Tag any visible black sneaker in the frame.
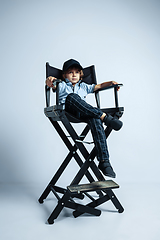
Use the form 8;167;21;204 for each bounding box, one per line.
98;161;116;178
104;114;123;131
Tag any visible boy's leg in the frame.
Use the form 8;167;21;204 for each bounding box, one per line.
65;93;116;178
65;93;103;119
87;118;116;178
65;93;122;131
87;118;109;161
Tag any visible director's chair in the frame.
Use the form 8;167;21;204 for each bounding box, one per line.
38;62;124;224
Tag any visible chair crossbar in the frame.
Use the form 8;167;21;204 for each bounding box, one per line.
75;139;94;144
73;194;111;218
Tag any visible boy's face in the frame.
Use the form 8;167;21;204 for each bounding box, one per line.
64;67;81;86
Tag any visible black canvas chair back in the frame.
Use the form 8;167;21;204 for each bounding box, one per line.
38;62;124;224
45;63;100;108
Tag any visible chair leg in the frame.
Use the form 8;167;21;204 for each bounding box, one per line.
106;189;124;213
38;185;51;204
38;151;73;204
40;113;124;223
47;191;101;224
47;191;71;224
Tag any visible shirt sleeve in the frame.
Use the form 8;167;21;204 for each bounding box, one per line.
82;82;96;94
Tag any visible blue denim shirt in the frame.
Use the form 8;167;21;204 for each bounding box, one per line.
58;78;95;107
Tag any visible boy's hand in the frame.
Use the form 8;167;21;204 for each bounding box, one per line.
45;76;57;89
111;81;120;91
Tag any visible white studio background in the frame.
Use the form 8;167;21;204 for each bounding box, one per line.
0;0;160;185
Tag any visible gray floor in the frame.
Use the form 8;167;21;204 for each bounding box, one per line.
0;182;160;240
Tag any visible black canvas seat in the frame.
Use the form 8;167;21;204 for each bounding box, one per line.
38;62;124;224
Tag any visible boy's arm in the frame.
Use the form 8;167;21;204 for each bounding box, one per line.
94;81;120;92
45;76;57;89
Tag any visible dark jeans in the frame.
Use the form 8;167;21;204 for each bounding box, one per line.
65;93;109;161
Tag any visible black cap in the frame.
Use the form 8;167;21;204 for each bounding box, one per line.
62;59;83;72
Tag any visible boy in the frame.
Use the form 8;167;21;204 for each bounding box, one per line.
45;59;123;178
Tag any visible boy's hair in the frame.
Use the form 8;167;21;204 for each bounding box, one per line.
62;67;84;80
62;59;83;80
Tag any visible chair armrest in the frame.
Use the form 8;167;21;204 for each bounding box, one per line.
54;79;62;105
95;84;123;108
52;79;62;87
94;84;123;93
45;79;62;107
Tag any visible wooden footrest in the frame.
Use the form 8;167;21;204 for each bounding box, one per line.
67;180;119;194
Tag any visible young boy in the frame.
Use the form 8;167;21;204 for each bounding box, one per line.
45;59;123;178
